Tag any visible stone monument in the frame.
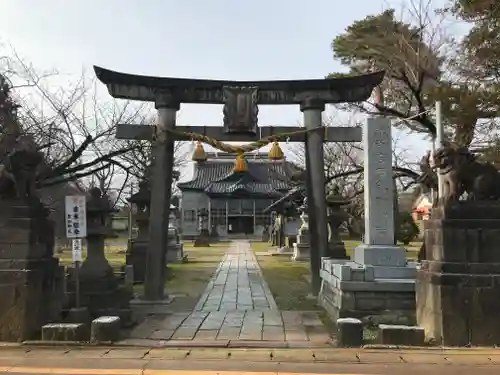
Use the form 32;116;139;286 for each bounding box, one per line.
319;117;417;324
292;198;311;261
417;144;500;345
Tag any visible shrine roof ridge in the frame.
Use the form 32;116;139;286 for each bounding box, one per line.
94;66;385;104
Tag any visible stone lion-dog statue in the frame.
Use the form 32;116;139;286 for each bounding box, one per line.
433;142;500;204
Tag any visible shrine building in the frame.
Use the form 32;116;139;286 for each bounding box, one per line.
178;142;299;238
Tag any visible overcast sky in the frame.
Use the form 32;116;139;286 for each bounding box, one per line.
0;0;451;182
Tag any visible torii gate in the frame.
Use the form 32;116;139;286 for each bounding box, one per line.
94;66;384;299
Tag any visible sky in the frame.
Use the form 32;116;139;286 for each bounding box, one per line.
0;0;450;183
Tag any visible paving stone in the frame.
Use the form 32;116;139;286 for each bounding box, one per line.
194;329;219;340
282;311;302;324
263;311;283;325
262;326;285;341
133;241;329;346
171;327;198;340
149;329;175;340
239;325;263;340
217;327;241;340
305;326;331;343
284;328;309;341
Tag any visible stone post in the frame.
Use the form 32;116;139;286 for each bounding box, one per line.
352;117;407;266
301;97;327;295
144;96;179;301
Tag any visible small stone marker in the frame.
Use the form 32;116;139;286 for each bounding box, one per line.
336;318;363;347
378;324;425;346
91;316;121;343
42;323;87;342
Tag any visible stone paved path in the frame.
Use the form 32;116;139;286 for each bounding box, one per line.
124;241;331;347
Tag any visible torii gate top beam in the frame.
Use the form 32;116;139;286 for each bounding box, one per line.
94;66;384;105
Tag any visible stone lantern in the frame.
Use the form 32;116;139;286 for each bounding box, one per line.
166;203;184;263
79;188;125;316
125;179;150;283
326;187;350;259
292;197;310;261
194;208;210;247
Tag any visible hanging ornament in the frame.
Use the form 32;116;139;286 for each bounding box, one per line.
233;153;248;173
191;141;207;162
269;140;284;161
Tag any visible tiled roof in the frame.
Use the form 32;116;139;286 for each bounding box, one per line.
178;158;296;196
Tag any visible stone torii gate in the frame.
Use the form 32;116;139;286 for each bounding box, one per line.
94;66;384;298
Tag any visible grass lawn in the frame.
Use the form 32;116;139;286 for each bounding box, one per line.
56;239;229;311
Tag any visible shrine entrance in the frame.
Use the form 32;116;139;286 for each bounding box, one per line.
94;66;384;299
228;216;254;235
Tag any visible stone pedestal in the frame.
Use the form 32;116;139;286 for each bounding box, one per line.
0;200;65;341
319;118;416;326
416;202;500;346
193;229;210;247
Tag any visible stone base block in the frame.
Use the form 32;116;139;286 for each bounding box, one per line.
94;308;133;327
378;324;425;346
336;318;363;347
42;323;87;342
292;243;310;261
319;259;416;326
90;316;121;343
353;244;407;267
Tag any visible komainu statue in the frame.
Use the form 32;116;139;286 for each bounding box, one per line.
433;142;500;203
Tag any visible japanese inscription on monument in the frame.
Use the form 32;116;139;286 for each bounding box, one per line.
363;119;395;245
